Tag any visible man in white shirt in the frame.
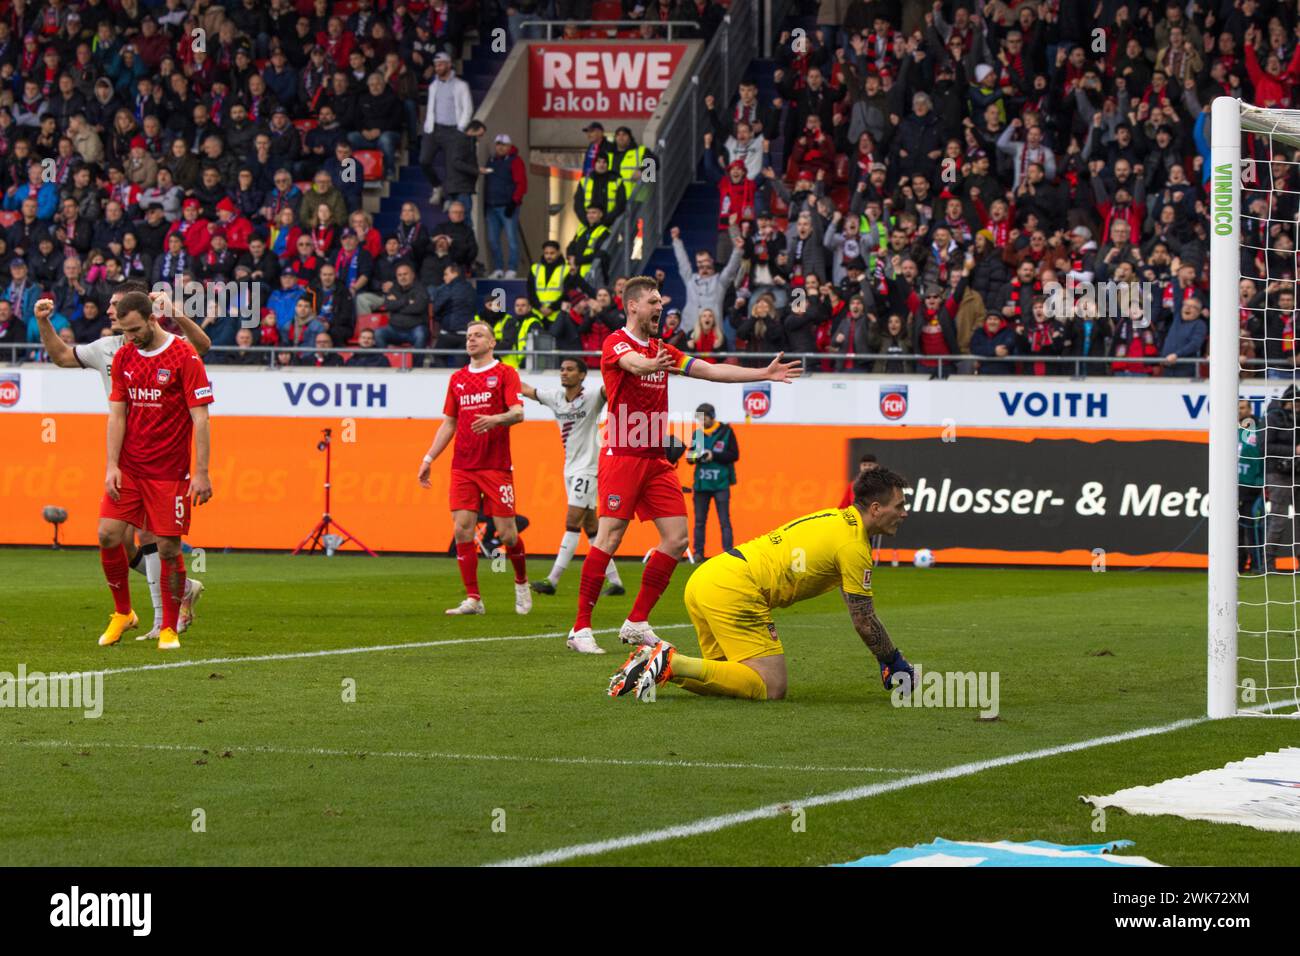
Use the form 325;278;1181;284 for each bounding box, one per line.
34;280;213;642
521;357;624;650
420;52;474;206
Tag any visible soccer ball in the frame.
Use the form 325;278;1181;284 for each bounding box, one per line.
913;549;935;569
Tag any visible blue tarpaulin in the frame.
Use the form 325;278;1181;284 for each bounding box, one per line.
836;838;1161;867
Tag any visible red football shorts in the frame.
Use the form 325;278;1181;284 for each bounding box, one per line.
449;468;516;517
598;454;686;520
100;471;193;536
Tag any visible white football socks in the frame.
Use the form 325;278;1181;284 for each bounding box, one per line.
143;551;163;629
548;530;582;585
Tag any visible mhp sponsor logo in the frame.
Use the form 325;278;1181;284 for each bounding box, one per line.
998;390;1108;419
0;372;18;407
283;380;388;408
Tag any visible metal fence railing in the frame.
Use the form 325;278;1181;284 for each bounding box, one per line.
2;347;1226;379
603;0;794;279
517;20;702;41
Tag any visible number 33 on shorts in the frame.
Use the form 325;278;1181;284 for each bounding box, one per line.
498;484;515;506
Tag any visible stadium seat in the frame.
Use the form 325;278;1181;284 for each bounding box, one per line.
292;118;318;134
0;210;18;228
385;351;414;369
592;0;622;19
355;149;384;182
352;313;390;344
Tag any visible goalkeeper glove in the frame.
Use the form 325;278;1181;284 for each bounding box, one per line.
880;649;916;694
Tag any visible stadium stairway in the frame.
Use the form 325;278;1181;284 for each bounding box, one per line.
371;27;509;246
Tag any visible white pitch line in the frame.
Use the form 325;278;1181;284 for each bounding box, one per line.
6;739;916;776
1;622;692;683
488;715;1214;867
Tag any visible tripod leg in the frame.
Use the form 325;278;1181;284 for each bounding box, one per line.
329;518;378;557
292;518;330;555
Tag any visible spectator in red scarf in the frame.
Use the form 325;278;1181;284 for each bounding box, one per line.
1016;296;1067;376
910;283;959;377
788;114;836;181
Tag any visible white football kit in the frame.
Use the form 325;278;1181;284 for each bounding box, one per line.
534;383;605;509
73;334;125;395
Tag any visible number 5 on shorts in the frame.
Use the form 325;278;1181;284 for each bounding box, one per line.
175;495;185;519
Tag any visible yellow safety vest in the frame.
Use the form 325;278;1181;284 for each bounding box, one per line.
493;313;542;369
618;145;646;199
581;176;620;215
530;260;569;307
573;224;609;278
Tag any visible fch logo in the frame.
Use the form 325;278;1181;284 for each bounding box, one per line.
743;382;771;419
880;384;908;420
0;373;19;407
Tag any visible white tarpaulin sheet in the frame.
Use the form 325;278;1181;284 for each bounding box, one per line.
1085;748;1300;833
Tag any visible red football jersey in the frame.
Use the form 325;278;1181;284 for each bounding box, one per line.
443;359;524;471
109;334;214;481
601;327;695;458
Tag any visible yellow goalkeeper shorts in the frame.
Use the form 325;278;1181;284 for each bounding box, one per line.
683;553;784;663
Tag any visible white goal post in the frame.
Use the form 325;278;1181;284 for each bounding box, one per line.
1209;95;1300;718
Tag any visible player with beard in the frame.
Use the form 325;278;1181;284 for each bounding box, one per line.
34;279;212;643
567;275;802;654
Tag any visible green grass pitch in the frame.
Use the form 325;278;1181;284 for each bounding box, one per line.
1;548;1297;866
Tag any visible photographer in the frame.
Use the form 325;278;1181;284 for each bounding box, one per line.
688;404;740;561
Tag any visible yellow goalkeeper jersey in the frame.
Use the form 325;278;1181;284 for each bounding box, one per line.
730;507;874;609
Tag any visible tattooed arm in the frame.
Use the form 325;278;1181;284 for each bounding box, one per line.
842;590;897;663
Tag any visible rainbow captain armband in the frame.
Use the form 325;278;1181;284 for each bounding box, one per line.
675;354;695;375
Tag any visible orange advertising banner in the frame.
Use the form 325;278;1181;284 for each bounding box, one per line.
0;415;857;555
0;416;1209;568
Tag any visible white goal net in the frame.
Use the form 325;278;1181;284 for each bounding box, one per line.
1210;97;1300;717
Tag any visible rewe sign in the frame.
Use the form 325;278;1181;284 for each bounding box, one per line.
529;43;687;118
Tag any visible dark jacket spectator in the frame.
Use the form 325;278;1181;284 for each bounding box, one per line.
383;276;430;332
970;316;1019;374
430;271;476;334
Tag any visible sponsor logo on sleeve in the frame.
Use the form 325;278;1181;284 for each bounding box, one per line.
194;386;212;399
613;341;632;355
863;567;873;589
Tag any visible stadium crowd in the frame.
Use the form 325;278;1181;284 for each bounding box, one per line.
677;0;1236;377
0;0;1285;376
